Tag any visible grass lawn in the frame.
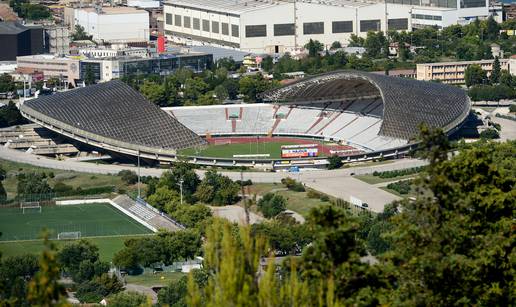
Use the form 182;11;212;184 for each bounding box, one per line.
247;183;329;217
0;159;128;199
0;235;152;262
354;174;418;185
125;271;186;287
179;141;327;159
0;203;152;241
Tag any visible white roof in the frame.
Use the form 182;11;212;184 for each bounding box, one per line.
167;0;383;14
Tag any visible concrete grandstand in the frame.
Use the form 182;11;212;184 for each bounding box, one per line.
19;70;470;168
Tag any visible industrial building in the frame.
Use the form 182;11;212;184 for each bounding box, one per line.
163;0;489;53
65;6;150;43
16;54;80;86
0;22;44;61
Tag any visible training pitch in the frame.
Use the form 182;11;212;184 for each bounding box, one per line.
0;203;152;241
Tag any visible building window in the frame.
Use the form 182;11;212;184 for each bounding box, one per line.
360;19;381;32
222;22;229;35
460;0;485;8
202;19;210;32
193;18;200;30
212;21;219;33
274;23;295;36
245;25;266;37
332;21;352;33
231;24;239;37
184;16;191;28
388;18;408;30
174;14;182;27
303;22;324;35
165;13;172;25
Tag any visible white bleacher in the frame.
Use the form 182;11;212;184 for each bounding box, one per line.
164;103;408;152
236;105;275;134
129;204;156;221
275;107;320;134
166;106;231;134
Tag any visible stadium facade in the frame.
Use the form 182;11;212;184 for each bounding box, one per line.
20;71;470;168
163;0;489;53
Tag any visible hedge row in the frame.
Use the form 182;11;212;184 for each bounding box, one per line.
372;166;423;179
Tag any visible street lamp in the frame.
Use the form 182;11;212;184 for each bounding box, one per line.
177;178;184;205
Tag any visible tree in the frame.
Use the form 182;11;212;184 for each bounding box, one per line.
138;81;167;105
327;155;343;170
170;204;212;228
75;274;123;303
118;170;138;185
146;186;180;211
107;291;150;307
464;64;487;87
84;65;96;86
257;193;286;218
486;16;500;40
330;41;342;50
479;128;499;139
0;254;39;305
490;56;501;84
16;172;52;200
0;73;15;92
0;101;28;128
71;25;92;41
387;136;515;305
261;56;274;72
27;235;69;306
158;276;188;307
500;70;514;87
157;163;200;204
304;39;324;57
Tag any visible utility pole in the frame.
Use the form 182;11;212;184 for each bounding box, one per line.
178;178;184;205
241;171;250;225
137;150;141;198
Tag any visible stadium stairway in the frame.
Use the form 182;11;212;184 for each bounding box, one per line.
112;195;182;232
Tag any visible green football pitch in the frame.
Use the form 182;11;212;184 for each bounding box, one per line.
0;203;152;241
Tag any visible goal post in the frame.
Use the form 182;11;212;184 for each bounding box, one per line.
57;231;81;240
20;201;41;214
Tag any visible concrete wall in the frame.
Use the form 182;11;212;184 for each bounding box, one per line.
75;9;150;42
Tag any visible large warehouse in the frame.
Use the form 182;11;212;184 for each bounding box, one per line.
163;0;489;53
19;71;470;168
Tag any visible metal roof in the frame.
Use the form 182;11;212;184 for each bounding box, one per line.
261;70;471;140
0;21;27;35
21;80;206;152
165;0;381;14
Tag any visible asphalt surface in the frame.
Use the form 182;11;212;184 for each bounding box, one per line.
0;146;427;212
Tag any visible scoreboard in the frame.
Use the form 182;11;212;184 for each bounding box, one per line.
281;144;319;158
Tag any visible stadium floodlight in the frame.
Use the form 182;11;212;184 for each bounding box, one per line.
57;231;81;240
20;201;41;214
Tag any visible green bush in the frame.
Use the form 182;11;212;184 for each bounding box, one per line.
386;180;413;195
118;170;138;185
468;84;516;102
307;189;322;199
479;128;500;139
281;177;305;192
372;167;423;179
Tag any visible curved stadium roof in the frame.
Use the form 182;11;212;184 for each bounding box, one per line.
20;80;205;155
261;70;471;140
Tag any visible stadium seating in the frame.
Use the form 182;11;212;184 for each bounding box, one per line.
166;102;409;152
129;204;156;221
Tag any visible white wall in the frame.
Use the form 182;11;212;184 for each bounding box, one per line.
75;9;149;43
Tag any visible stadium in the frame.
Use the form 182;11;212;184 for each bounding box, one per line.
19;70;471;169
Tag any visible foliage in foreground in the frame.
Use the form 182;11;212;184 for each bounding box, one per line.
187;136;515;306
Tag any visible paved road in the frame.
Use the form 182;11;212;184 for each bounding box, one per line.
0;146;427;212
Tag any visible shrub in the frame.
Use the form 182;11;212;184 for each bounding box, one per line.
386;180;412;195
320;195;330;202
307;189;322;199
118;170;138;185
509;104;516;113
373;167;423;179
281;177;305;192
479;128;500;139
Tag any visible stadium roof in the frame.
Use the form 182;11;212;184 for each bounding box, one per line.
261;70;470;140
21;80;205;155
